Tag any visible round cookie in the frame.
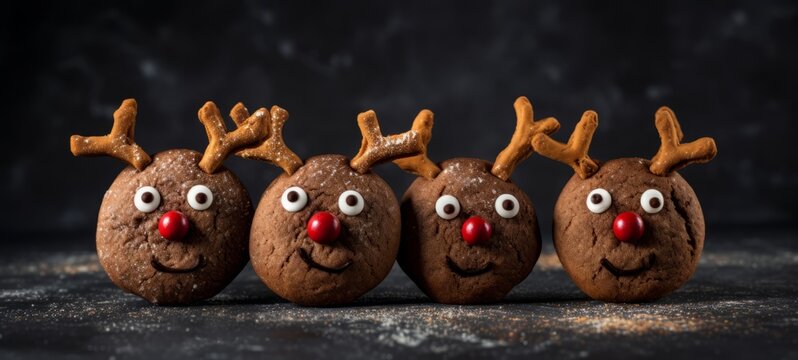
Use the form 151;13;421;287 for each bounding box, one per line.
399;158;541;304
553;158;704;302
249;155;400;306
71;99;270;304
394;97;558;304
237;108;433;306
532;106;717;302
97;150;252;304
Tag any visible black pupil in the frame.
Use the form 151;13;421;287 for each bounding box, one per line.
141;192;154;204
346;195;358;206
591;193;603;204
502;199;514;211
443;204;455;214
195;192;207;204
287;191;299;202
649;197;661;208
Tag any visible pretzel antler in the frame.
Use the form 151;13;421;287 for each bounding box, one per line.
491;96;560;181
350;110;430;174
70;99;152;171
392;110;441;179
198;102;269;174
531;110;600;179
649;107;717;175
232;104;304;175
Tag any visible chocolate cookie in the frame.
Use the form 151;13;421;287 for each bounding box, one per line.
237;107;432;306
399;158;542;304
249;155;400;306
97;149;252;304
553;158;705;302
395;97;558;304
532;107;717;302
71;99;269;304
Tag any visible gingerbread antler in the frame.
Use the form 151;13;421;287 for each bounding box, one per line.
70;99;152;171
531;110;600;179
491;96;560;181
350;110;430;174
649;107;717;175
197;102;269;174
392;110;441;179
232;104;304;175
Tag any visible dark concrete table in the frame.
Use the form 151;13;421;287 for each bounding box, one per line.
1;229;796;359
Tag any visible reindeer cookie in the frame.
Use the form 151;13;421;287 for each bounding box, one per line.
236;106;430;306
397;97;558;304
532;107;717;302
70;99;268;304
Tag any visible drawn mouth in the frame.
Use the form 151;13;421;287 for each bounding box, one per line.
299;248;352;274
600;254;656;277
151;255;205;274
446;256;493;277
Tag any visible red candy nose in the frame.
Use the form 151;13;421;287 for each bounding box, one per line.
158;210;190;241
307;211;341;244
613;211;645;242
461;216;492;246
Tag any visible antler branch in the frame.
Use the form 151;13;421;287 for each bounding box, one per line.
649;107;717;175
233;104;304;175
392;110;441;179
349;110;428;174
198;101;269;174
491;96;560;181
70;99;151;170
531;110;600;179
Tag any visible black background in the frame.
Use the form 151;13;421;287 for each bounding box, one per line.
3;0;796;239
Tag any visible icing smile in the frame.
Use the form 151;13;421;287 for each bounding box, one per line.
299;248;352;274
151;255;205;273
600;254;656;277
446;256;493;277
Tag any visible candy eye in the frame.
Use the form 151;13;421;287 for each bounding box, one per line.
435;195;460;220
187;185;214;211
640;189;664;214
586;188;612;214
281;186;308;212
495;194;520;219
338;190;365;216
134;186;161;213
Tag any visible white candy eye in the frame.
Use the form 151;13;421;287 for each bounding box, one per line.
134;186;161;213
338;190;365;216
187;185;213;211
640;189;665;214
495;194;520;219
586;188;612;214
435;195;460;220
281;186;308;212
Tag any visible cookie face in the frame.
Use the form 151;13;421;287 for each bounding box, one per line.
398;158;541;304
553;158;705;302
96;149;252;304
249;154;400;306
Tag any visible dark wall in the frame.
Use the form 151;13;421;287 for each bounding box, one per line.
2;1;796;237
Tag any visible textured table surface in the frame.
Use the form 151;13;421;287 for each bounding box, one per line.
1;229;796;359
